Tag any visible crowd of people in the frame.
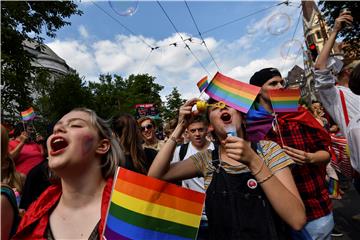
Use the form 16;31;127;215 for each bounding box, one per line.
1;12;359;240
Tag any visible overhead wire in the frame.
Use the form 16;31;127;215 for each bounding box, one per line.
280;6;303;73
200;1;289;36
184;0;221;71
156;0;211;75
91;1;155;50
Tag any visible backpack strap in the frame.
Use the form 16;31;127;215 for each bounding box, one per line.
179;143;189;161
339;89;350;126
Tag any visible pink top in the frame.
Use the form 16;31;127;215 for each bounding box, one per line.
8;140;43;175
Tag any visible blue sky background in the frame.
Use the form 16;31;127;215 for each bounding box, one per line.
45;0;307;100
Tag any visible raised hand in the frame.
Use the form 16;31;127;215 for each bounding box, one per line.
222;136;259;165
333;11;353;32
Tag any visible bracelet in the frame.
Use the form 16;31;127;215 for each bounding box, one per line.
257;172;274;184
251;160;265;177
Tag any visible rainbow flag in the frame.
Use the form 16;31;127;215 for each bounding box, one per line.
205;72;261;113
196;76;209;92
328;177;339;197
268;89;300;113
20;107;36;121
104;168;205;240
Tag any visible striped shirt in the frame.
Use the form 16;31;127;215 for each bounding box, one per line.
189;140;293;190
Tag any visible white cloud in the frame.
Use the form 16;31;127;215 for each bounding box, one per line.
78;25;89;39
47;40;97;76
46;22;305;101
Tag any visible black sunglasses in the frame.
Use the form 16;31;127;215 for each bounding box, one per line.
141;124;153;131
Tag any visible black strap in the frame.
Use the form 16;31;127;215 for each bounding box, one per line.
179;143;189;161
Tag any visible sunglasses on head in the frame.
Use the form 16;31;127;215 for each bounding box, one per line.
141;124;153;131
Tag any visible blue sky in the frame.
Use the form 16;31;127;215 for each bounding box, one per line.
45;0;306;100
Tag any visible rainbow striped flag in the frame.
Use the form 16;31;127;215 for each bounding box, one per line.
196;76;209;92
104;168;206;240
328;177;339;197
268;89;300;113
20;107;36;121
205;72;261;113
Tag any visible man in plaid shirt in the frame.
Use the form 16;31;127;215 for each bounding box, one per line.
249;68;333;240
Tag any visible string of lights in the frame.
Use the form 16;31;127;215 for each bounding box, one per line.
156;0;210;75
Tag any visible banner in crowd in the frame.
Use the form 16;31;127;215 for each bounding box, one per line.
103;168;206;240
20;107;36;121
135;103;160;120
268;88;300;113
205;72;261;113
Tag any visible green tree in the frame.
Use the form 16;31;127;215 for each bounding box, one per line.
36;73;93;123
319;1;360;59
89;74;126;119
1;1;82;115
162;87;185;121
89;73;164;118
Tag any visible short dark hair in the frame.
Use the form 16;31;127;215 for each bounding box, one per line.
349;62;360;95
187;115;208;128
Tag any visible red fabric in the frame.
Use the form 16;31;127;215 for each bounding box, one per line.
266;108;332;221
13;178;113;240
8;140;43;175
339;90;349;126
330;133;353;179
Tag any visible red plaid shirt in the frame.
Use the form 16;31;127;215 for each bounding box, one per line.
266;108;332;221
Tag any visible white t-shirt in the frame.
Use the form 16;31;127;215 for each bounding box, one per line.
172;141;214;220
314;68;360;173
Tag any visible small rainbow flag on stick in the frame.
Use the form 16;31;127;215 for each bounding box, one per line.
205;72;261;113
268;89;300;113
197;76;209;92
103;168;206;240
20;107;36;121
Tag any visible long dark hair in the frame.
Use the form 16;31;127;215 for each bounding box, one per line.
111;113;147;174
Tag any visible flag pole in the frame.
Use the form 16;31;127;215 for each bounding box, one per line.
274;114;285;147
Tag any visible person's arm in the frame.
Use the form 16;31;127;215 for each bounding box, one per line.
315;12;353;70
148;99;200;181
1;195;15;240
8;132;28;160
224;137;306;230
283;146;330;165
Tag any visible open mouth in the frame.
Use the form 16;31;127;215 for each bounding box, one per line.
50;136;68;155
220;112;232;123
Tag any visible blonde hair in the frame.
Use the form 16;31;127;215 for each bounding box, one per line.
72;108;125;178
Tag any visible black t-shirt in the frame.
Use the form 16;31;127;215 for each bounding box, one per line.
19;160;51;210
123;148;158;174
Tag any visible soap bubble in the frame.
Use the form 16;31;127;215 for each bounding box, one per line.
267;13;291;35
109;1;139;17
280;39;303;60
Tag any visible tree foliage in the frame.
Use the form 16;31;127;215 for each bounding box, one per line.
162;87;185;121
36;73;93;123
1;1;82;115
319;1;360;60
89;74;164;119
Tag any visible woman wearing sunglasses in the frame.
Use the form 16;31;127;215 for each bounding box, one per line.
138;117;164;151
148;98;305;239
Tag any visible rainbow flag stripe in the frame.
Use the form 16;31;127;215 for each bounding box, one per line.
268;89;300;113
20;107;36;121
197;76;209;92
104;168;205;240
328;177;339;197
205;72;261;113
